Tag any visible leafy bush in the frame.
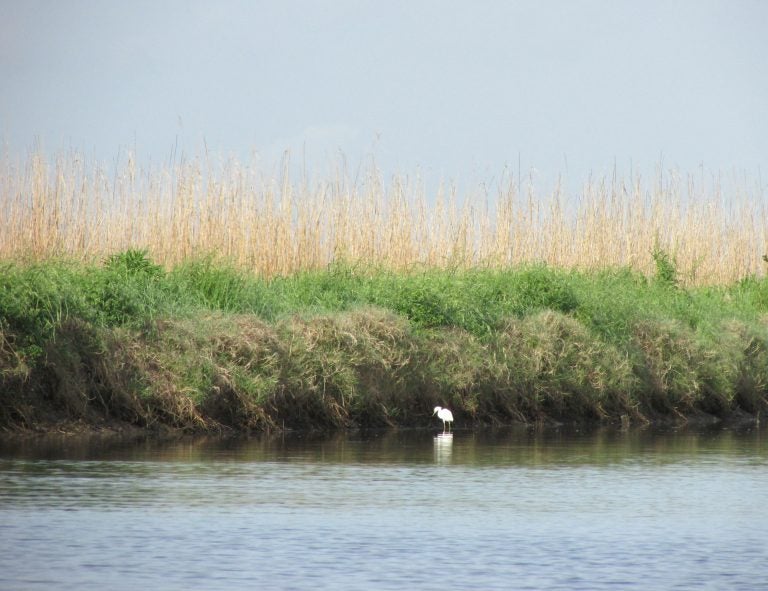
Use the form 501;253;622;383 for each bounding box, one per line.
652;245;679;287
501;266;579;316
85;251;167;326
104;249;163;278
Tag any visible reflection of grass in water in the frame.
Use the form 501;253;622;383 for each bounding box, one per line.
2;150;766;285
1;425;761;468
2;254;768;432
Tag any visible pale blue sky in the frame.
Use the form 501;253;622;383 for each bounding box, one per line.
1;0;766;187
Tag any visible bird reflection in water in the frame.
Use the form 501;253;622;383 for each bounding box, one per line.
433;432;453;464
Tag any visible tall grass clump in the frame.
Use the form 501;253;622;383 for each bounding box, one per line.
2;149;766;284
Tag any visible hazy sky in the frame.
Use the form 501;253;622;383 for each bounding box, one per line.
1;0;766;186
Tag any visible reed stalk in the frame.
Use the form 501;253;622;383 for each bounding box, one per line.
1;151;765;284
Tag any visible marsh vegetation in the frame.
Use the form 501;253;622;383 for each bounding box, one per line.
2;151;766;283
1;152;767;432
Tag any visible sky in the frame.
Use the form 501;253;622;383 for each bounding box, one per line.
1;0;766;189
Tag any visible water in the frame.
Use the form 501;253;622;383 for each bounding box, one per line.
1;424;766;590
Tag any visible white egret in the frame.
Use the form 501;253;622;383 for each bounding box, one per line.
433;406;454;432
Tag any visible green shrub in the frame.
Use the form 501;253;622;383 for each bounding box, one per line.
652;245;679;287
104;249;163;278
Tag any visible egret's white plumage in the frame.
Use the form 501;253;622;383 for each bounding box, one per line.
433;406;454;432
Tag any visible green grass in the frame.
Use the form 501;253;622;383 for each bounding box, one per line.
2;250;768;432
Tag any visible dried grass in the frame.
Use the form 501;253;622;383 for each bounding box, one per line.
1;151;766;285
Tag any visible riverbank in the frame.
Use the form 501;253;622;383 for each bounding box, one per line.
2;253;768;434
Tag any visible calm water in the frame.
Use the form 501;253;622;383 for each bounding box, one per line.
1;424;766;590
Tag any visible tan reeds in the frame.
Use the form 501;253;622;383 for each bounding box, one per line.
1;150;765;284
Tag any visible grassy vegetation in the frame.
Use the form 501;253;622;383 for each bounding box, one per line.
2;251;767;432
2;151;767;284
2;150;767;431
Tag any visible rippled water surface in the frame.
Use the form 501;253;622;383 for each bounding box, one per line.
1;424;766;590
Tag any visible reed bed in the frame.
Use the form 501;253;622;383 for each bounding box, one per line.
1;150;765;284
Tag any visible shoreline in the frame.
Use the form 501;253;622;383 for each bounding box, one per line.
1;408;762;443
3;259;768;435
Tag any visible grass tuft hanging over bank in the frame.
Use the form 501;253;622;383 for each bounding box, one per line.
2;253;768;433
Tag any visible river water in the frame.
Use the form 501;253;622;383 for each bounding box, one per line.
1;424;766;590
